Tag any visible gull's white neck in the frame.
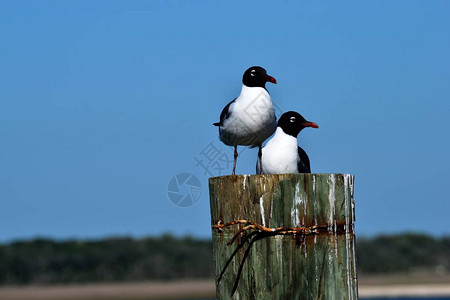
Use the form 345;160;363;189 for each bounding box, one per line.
266;127;298;149
237;84;269;104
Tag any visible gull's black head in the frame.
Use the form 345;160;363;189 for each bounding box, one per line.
242;66;277;88
278;111;319;138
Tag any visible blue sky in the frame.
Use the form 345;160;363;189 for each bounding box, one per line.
1;1;449;242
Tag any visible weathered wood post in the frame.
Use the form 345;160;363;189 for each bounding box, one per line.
209;174;357;299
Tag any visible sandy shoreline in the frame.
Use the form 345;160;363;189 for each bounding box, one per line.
359;283;450;298
0;279;449;299
0;280;215;300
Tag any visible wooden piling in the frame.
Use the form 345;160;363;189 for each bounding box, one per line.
209;174;357;299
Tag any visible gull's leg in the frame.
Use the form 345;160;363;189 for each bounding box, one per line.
258;145;262;175
232;146;238;175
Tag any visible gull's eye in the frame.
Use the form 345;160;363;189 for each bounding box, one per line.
250;69;256;76
290;117;296;122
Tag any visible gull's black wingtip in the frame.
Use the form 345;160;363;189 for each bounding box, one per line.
213;122;220;126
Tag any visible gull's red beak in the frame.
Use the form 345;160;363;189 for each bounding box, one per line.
302;121;319;129
266;75;277;84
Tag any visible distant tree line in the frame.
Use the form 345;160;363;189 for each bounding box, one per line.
357;233;449;274
0;235;213;285
0;233;448;285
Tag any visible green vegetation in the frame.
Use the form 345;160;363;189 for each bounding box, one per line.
357;233;450;274
0;233;448;285
0;235;213;285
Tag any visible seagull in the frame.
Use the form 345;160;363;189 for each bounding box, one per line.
213;66;277;175
257;111;318;174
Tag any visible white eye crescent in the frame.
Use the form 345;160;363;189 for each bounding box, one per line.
250;70;255;76
290;117;296;122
